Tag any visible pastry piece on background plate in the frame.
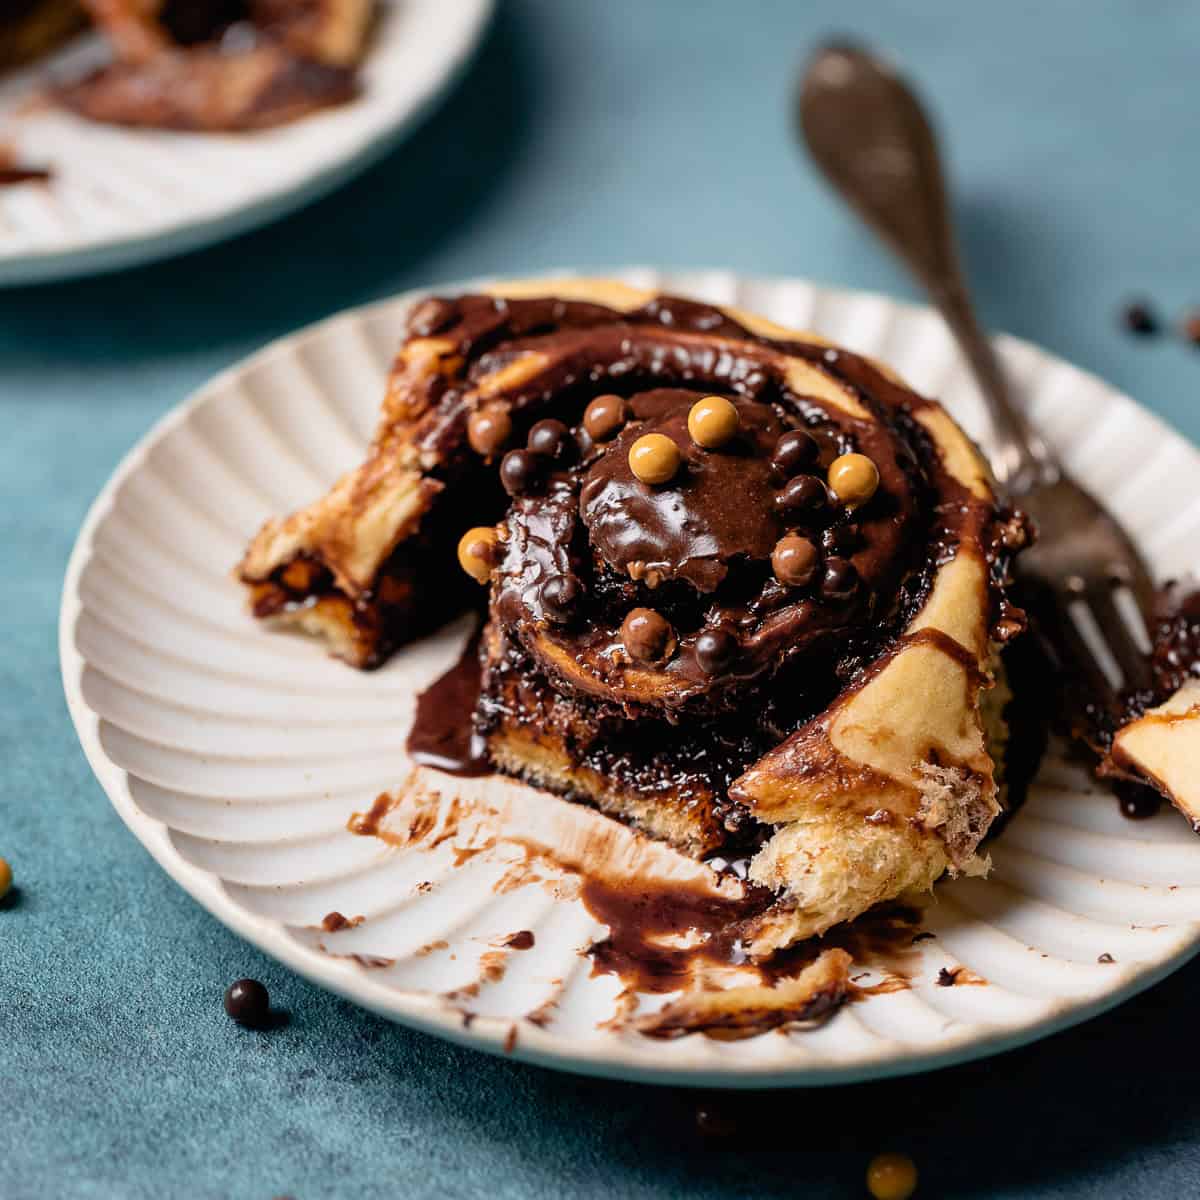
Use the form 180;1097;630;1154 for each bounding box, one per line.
57;0;373;131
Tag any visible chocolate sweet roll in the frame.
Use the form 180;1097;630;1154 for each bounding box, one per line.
238;278;1033;955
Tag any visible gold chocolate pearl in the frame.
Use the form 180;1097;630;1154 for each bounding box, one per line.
621;608;676;664
771;535;818;587
583;394;627;441
687;395;739;449
0;856;10;901
828;452;880;507
457;526;499;584
629;433;681;485
866;1153;918;1200
467;405;512;459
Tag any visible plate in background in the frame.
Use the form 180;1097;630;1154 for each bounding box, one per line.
0;0;492;286
60;269;1200;1086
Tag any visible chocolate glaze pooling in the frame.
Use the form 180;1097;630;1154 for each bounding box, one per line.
406;629;490;777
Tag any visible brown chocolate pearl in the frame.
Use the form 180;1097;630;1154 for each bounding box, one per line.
687;395;739;449
828;453;879;507
499;449;542;497
774;474;828;517
821;556;859;599
771;535;818;587
224;978;270;1028
457;527;498;584
629;433;681;485
541;575;581;623
583;394;627;441
770;430;818;477
527;418;573;461
695;628;738;675
467;406;512;459
1181;311;1200;346
621;607;676;664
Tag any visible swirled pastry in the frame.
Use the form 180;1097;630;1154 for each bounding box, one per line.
238;278;1033;955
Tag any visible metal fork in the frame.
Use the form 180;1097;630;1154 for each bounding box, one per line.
796;42;1154;699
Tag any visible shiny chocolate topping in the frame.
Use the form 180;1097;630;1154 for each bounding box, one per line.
405;292;1023;720
580;390;786;592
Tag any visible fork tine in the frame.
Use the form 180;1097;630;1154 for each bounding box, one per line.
1082;580;1152;693
1036;578;1118;704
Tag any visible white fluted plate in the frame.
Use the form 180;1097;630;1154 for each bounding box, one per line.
61;269;1200;1087
0;0;491;286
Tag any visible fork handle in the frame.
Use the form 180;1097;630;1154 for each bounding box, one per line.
799;45;1058;496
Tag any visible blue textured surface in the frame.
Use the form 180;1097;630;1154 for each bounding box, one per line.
3;3;1200;1196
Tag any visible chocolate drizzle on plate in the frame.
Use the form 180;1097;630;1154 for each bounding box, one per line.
405;628;491;777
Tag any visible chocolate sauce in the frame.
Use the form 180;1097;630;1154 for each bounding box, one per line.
0;163;50;187
405;630;491;777
582;874;774;994
580;859;925;1003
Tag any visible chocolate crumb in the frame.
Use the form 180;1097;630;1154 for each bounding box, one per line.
1180;311;1200;347
503;930;536;950
935;967;960;987
1098;952;1115;964
320;911;363;932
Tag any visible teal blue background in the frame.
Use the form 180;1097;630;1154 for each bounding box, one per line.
4;2;1200;1196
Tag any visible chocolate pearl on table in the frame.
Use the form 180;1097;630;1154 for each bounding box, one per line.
224;978;270;1028
499;448;542;497
821;556;859;599
686;395;739;449
629;433;681;485
583;393;627;442
770;429;819;478
457;526;499;584
466;405;512;459
0;856;11;901
694;628;738;675
540;574;581;624
771;535;818;587
827;452;879;507
694;1104;739;1140
1121;300;1158;336
773;474;828;517
866;1153;918;1200
621;607;676;664
527;418;573;461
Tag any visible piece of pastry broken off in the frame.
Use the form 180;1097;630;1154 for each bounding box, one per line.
237;277;1036;962
1104;586;1200;829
